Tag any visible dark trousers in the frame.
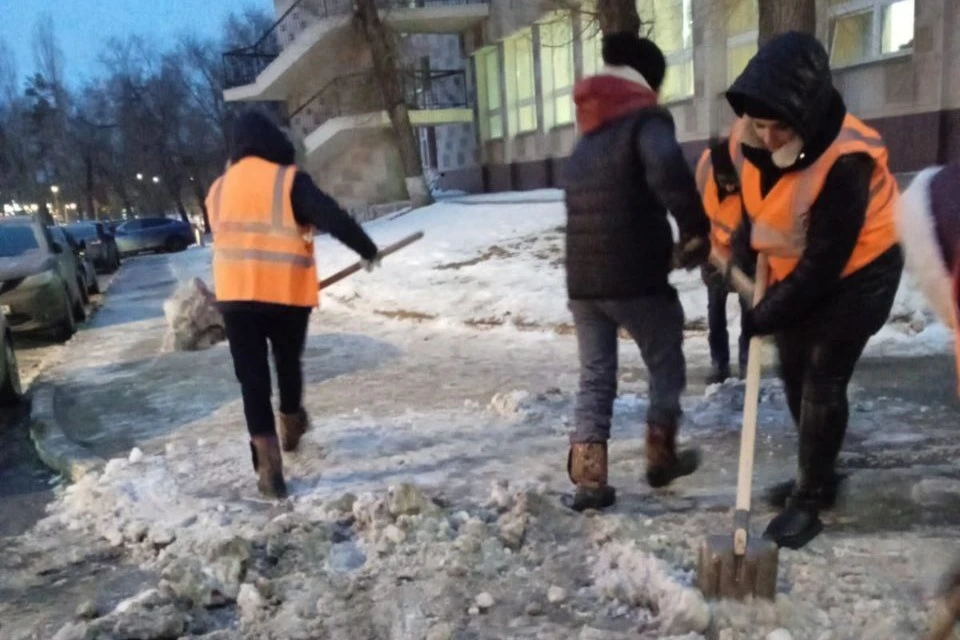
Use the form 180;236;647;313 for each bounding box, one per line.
222;305;312;438
569;293;686;443
774;326;871;487
706;275;749;372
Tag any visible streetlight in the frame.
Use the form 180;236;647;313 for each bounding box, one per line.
136;173;143;181
49;185;61;220
152;176;160;184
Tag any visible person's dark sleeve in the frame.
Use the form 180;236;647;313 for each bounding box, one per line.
750;153;874;334
635;116;710;242
290;171;378;260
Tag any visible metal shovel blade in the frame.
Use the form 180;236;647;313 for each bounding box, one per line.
697;534;779;601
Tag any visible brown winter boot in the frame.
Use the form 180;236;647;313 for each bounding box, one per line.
278;409;309;452
562;443;616;512
250;436;288;499
645;421;701;488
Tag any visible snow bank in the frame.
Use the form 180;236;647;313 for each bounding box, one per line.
315;191;953;359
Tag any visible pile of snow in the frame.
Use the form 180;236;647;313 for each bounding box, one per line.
315;190;953;358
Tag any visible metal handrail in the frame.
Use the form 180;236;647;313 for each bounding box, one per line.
288;69;469;138
222;0;488;89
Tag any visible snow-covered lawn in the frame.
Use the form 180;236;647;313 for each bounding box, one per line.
316;190;954;359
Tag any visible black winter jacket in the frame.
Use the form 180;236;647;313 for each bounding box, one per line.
563;109;709;300
726;32;903;338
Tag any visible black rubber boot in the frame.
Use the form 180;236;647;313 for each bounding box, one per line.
765;473;846;510
562;443;616;512
706;364;732;385
763;489;825;550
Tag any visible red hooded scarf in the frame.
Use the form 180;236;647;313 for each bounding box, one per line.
574;67;659;134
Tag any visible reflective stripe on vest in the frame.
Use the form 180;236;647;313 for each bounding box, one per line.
207;158;319;306
728;115;898;282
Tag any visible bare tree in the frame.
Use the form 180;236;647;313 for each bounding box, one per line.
758;0;816;45
596;0;641;34
353;0;433;208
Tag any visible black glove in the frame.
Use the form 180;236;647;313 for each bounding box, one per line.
740;309;770;341
675;236;710;271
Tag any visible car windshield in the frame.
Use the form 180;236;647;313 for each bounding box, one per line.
65;224;98;240
0;224;42;257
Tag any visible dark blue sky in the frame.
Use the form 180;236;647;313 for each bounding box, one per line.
0;0;271;84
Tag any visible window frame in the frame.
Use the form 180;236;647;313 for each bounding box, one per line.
537;11;576;131
503;29;539;136
474;46;504;142
828;0;915;69
638;0;695;103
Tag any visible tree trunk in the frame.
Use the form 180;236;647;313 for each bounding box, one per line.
354;0;433;208
758;0;816;45
597;0;641;35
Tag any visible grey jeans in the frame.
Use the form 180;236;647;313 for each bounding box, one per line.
569;294;686;443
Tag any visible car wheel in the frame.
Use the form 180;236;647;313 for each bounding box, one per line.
55;287;76;342
166;236;188;253
0;334;23;407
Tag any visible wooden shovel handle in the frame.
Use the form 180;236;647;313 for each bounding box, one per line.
318;231;424;290
733;254;769;556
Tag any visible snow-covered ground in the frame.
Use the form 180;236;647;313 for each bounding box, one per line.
8;192;960;640
316;190;954;360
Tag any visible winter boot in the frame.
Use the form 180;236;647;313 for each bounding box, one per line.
764;472;846;510
562;443;616;512
645;421;701;488
250;436;288;499
706;364;732;385
278;408;309;452
762;484;825;550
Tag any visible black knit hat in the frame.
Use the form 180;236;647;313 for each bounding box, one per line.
601;32;667;91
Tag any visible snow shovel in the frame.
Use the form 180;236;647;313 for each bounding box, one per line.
696;254;779;601
318;231;424;289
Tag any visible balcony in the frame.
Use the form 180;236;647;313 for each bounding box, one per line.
222;0;489;102
289;70;474;164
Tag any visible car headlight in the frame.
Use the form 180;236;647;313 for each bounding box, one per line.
20;270;56;288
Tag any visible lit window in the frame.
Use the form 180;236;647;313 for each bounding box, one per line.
503;29;538;135
578;0;693;102
638;0;694;102
725;0;758;84
539;12;575;130
474;46;503;140
829;0;914;67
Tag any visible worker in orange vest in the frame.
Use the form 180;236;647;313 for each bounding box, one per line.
695;139;749;384
724;33;903;549
206;110;380;499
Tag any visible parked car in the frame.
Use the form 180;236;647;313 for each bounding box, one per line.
114;217;195;257
0;217;86;340
0;312;22;407
53;227;99;297
64;222;121;273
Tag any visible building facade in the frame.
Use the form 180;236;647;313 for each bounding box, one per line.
439;0;959;193
224;0;959;203
222;0;486;211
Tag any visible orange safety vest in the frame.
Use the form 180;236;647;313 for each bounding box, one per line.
206;157;319;307
728;114;899;283
695;148;743;249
